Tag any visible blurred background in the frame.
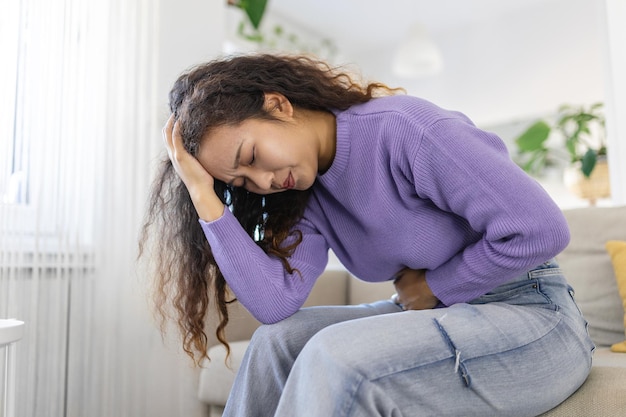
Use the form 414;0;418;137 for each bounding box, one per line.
1;0;624;416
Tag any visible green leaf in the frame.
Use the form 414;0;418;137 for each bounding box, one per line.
237;19;263;42
515;121;551;152
590;102;604;111
518;148;548;176
580;149;597;178
242;0;267;30
565;136;578;161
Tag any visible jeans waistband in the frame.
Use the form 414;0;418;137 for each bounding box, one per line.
505;258;562;284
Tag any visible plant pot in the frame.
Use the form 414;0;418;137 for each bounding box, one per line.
563;158;611;205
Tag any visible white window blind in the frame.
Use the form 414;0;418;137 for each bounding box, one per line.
0;1;204;416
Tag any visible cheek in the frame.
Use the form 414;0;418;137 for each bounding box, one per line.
296;168;317;190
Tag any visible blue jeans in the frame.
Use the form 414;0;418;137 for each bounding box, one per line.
223;260;594;417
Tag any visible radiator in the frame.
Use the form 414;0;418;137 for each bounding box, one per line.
0;249;94;417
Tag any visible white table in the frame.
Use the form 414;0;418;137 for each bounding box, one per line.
0;319;24;417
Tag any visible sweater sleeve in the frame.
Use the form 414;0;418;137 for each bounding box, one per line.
409;116;570;305
199;208;329;323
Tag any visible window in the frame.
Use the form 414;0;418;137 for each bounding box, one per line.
0;0;103;243
0;1;26;205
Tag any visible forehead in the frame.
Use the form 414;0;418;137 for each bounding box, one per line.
197;124;244;175
201;123;242;150
201;116;267;146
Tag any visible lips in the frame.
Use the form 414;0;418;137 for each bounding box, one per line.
282;172;295;190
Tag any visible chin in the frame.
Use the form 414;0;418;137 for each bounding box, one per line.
297;178;315;191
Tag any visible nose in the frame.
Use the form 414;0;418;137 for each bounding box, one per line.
247;169;275;193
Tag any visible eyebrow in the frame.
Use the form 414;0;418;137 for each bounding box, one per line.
232;140;243;170
226;140;244;187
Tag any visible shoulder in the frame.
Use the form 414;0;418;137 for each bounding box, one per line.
344;95;434;116
340;95;473;129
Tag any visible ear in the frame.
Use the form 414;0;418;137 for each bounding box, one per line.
263;92;294;120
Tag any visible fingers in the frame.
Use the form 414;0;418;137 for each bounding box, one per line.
162;114;175;147
171;119;185;157
392;268;438;310
390;293;407;311
162;114;188;164
162;114;177;162
390;292;401;305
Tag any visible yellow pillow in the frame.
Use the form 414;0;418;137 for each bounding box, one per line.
606;240;626;353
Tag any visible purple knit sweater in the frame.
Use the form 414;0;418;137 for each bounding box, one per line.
200;95;570;323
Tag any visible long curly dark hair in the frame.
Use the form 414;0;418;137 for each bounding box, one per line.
139;53;401;364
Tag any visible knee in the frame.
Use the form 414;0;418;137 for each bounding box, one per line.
248;310;320;358
297;323;356;371
248;319;293;353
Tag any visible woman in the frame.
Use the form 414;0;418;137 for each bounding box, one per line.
140;53;593;416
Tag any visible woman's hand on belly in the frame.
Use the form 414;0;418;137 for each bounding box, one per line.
393;268;440;311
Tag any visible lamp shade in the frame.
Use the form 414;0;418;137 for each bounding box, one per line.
392;23;443;78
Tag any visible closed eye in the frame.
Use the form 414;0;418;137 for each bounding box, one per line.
249;147;255;165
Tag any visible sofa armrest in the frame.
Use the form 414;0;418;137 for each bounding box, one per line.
198;340;249;407
558;206;626;347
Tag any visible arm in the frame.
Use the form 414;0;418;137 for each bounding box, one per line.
163;115;225;221
200;212;329;323
409;116;570;305
163;116;329;323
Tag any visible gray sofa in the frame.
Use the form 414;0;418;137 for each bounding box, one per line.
198;206;626;416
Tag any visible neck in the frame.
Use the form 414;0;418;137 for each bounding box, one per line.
314;110;337;173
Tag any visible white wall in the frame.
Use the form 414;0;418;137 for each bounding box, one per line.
147;2;227;414
344;0;626;209
352;0;605;127
156;0;226;123
604;0;626;205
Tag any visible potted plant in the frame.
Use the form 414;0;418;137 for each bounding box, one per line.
514;102;610;204
515;102;606;177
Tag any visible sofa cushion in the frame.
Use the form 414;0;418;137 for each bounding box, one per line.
558;206;626;347
592;347;626;368
538;366;626;416
348;277;395;305
605;240;626;352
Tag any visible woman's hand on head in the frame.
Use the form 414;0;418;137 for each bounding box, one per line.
393;268;440;311
163;114;225;221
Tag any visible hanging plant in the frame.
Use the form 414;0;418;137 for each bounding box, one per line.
228;0;268;30
225;0;338;60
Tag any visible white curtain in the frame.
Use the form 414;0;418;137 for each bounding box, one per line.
0;0;206;416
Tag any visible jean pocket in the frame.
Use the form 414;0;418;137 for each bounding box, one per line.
471;280;557;310
528;262;563;277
